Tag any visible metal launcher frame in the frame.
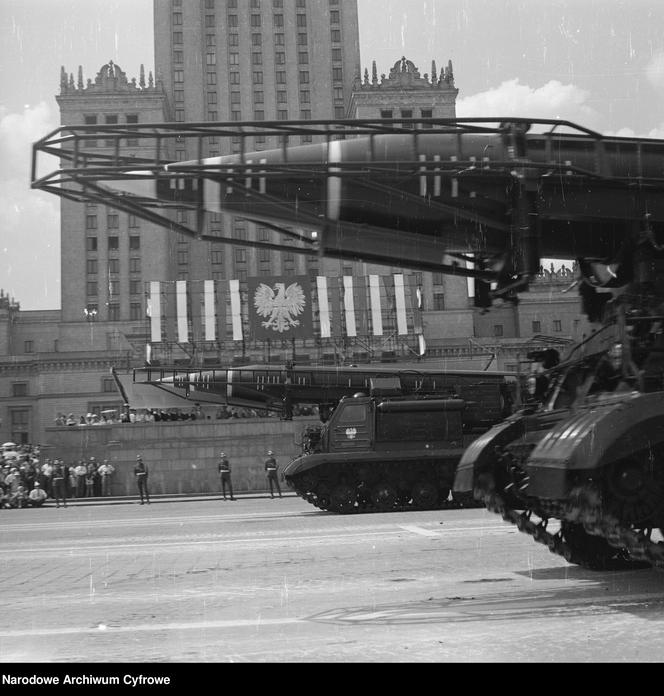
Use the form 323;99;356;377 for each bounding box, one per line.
31;116;664;308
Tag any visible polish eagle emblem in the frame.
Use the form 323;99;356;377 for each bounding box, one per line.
254;282;307;333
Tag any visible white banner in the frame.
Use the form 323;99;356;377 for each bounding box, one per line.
343;276;356;338
317;276;331;338
394;274;408;335
229;279;243;341
176;280;188;343
149;281;161;343
203;280;216;342
369;275;383;336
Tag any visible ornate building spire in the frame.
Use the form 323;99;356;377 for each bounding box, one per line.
77;66;84;90
139;64;146;88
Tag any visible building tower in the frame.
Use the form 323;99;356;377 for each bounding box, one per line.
152;0;362;294
56;62;169;327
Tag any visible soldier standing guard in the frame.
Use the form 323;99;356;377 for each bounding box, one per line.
134;455;150;505
264;450;282;498
218;451;236;501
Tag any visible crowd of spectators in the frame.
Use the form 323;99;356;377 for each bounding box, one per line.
55;402;318;426
0;443;115;510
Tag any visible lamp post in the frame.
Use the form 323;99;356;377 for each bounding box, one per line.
84;307;98;343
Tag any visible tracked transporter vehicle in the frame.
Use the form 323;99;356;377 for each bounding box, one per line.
282;371;515;513
31;116;664;567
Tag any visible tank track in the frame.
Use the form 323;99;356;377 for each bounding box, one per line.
288;477;482;514
475;483;664;571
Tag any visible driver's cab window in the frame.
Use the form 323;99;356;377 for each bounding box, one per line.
336;403;367;424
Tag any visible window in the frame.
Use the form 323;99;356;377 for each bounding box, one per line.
175;109;185;122
87;281;98;297
299;71;309;83
107;213;119;229
331;29;340;42
173;12;183;25
277;91;287;103
130;303;143;321
177;250;188;265
330;10;340;23
109;279;120;296
108;236;119;251
10;409;30;445
86;259;98;275
86;236;97;252
211;250;224;265
553;320;562;332
254;91;264;103
298;52;309;64
235;248;247;263
332;67;343;81
207;92;217;104
252;33;262;46
129;258;141;273
229;53;239;65
173;50;183;63
228;14;238;27
230;72;240;84
253;71;263;83
102;377;116;393
129;280;141;295
298;33;308;45
433;293;445;311
12;383;28;397
228;33;239;46
107;304;120;321
86;215;97;229
206;73;217;86
532;320;541;333
104;114;118;147
334;106;345;118
206;34;216;47
273;13;284;27
493;324;504;337
175;89;185;101
206;53;216;65
251;14;261;27
24;341;33;354
173;31;183;44
129;215;140;229
275;52;285;64
276;71;286;84
174;70;184;82
275;33;284;45
381;110;393;119
205;14;215;27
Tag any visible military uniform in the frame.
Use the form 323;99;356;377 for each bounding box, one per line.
218;452;235;500
265;451;282;498
134;456;150;504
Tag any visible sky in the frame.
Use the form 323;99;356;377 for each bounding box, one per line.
1;0;664;310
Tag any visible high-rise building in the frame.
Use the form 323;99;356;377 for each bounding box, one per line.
152;0;362;291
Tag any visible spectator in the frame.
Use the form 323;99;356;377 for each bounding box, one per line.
98;460;115;497
40;459;53;497
74;460;87;498
11;485;28;508
264;450;282;499
28;482;48;507
85;464;96;497
67;461;77;498
134;455;150;505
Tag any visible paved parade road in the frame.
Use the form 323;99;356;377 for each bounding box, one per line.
1;495;663;663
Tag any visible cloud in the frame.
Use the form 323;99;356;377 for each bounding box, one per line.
456;78;601;130
0;102;61;310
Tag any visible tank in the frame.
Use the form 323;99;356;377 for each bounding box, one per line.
283;388;506;513
454;222;664;570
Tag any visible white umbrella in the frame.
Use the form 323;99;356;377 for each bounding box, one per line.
2;442;16;448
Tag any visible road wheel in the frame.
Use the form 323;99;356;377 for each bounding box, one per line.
315;483;332;510
411;480;439;509
330;484;357;514
371;481;397;511
560;522;641;570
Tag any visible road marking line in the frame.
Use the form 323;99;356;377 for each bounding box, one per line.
0;617;303;639
398;524;439;538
